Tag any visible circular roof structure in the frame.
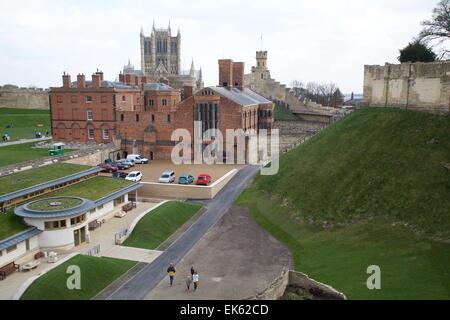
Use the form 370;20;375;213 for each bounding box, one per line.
15;196;96;219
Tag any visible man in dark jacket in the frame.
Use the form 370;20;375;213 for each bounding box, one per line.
167;263;176;286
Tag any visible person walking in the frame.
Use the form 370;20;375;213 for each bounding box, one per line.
185;275;192;291
167;263;176;287
192;271;199;291
190;266;195;279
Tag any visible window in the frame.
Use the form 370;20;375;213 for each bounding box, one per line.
86;96;93;103
71;95;78;103
122;95;126;101
57;95;63;103
162;99;167;106
44;220;66;230
88;128;94;140
174;99;176;105
151;114;155;122
89;208;96;214
101;95;107;103
120;114;124;121
136;114;140;122
87;109;93;121
97;204;104;210
70;214;86;226
167;114;171;123
6;245;17;253
102;129;109;140
261;74;264;79
223;82;228;87
149;99;154;106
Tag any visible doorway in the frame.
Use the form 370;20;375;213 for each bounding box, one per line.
73;227;86;246
150;151;154;160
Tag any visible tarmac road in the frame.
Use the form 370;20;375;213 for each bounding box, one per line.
106;164;261;300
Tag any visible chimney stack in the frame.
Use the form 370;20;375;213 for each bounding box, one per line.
96;69;104;82
92;73;101;88
182;85;193;99
232;62;244;91
62;72;71;88
218;59;233;89
77;74;86;88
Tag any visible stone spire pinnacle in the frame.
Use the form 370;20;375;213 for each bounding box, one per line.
190;59;195;77
140;26;144;36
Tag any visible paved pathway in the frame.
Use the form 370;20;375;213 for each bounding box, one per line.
102;246;162;263
0;137;51;147
105;165;261;300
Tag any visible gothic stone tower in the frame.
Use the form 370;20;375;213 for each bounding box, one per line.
140;22;181;77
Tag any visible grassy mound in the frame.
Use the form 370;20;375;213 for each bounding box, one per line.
20;255;136;300
123;201;202;250
255;107;450;239
274;103;298;121
236;107;450;299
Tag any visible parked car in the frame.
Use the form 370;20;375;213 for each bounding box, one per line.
125;171;143;182
196;173;212;186
158;170;175;183
126;154;149;164
178;173;194;185
98;162;118;173
113;162;130;170
118;159;135;167
112;171;128;179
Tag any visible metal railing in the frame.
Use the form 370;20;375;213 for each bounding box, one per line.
115;228;128;245
86;244;101;256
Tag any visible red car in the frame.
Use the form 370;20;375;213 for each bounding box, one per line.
195;173;212;186
98;163;118;173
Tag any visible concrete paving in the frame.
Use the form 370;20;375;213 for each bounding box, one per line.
0;137;51;148
102;246;162;263
105;165;261;300
146;207;293;300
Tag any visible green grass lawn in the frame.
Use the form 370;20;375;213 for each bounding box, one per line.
0;208;29;240
123;201;202;250
236;188;450;300
235;107;450;299
0;163;91;194
37;176;133;201
274;103;298;121
20;255;136;300
0;108;51;142
0;142;51;168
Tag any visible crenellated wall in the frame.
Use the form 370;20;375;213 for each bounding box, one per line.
363;61;450;115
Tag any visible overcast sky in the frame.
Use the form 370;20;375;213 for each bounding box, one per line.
0;0;438;93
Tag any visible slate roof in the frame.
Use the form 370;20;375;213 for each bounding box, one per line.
210;87;272;107
0;227;42;251
143;82;175;91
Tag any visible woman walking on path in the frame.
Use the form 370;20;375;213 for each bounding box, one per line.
192;271;199;291
190;266;195;279
185;275;192;291
167;263;176;287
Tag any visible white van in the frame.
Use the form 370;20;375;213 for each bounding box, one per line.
126;154;149;164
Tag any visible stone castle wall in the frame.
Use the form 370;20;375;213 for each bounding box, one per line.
0;88;49;110
363;61;450;115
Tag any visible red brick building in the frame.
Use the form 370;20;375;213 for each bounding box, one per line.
50;59;274;161
50;71;141;144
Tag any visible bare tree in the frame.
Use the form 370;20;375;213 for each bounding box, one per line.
419;0;450;57
290;80;304;89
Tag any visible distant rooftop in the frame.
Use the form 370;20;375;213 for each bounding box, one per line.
143;82;175;91
210;87;272;107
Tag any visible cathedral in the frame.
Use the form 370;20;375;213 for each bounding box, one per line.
122;22;203;90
